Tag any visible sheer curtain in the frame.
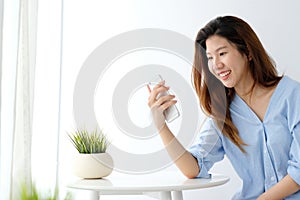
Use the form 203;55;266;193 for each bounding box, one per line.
0;0;38;198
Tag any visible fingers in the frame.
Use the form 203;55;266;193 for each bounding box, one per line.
147;80;177;112
148;84;170;104
146;80;177;131
152;80;165;90
160;99;177;110
150;98;177;131
146;80;165;94
154;95;176;107
147;84;151;93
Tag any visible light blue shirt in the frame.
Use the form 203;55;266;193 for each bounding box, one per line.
189;76;300;199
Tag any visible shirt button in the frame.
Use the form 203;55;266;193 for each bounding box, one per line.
271;176;276;181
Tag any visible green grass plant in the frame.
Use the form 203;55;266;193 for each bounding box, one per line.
68;128;109;154
20;183;72;200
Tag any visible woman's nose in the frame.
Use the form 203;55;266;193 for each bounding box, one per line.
211;57;223;69
215;62;224;70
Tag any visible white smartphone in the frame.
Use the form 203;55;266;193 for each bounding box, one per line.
149;75;180;123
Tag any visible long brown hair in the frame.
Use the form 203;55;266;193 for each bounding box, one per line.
192;16;282;152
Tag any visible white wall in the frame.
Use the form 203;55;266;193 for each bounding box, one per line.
49;0;300;199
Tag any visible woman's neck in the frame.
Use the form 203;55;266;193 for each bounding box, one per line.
234;75;255;100
236;82;275;106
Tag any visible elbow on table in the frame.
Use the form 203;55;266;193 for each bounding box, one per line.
183;171;199;179
185;174;197;179
182;167;200;179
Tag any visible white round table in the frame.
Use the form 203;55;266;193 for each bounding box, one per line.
68;171;229;200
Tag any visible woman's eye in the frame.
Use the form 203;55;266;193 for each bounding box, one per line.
220;52;227;56
207;56;213;60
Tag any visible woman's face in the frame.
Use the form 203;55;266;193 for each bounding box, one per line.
205;35;251;89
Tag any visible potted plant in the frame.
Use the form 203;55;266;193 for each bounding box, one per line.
68;128;113;179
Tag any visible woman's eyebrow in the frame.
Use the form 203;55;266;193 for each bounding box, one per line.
206;45;228;55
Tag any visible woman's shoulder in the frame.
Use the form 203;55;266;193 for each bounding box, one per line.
279;75;300;126
276;75;300;97
200;117;223;136
280;75;300;90
274;76;300;108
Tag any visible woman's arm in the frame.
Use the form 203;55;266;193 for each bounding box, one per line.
257;175;300;200
158;124;200;178
147;82;200;178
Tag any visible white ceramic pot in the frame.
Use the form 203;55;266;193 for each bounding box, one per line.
73;152;114;179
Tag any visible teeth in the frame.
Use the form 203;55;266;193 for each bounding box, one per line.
219;71;230;77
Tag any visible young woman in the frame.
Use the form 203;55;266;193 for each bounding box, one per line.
147;16;300;199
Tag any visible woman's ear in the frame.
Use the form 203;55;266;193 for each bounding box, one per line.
246;46;252;61
248;54;252;61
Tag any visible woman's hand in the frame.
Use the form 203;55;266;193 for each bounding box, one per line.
147;81;177;131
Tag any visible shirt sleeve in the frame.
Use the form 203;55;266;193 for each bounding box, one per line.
286;79;300;185
287;121;300;185
188;118;225;178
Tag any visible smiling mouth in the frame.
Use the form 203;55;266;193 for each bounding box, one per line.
218;70;231;77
